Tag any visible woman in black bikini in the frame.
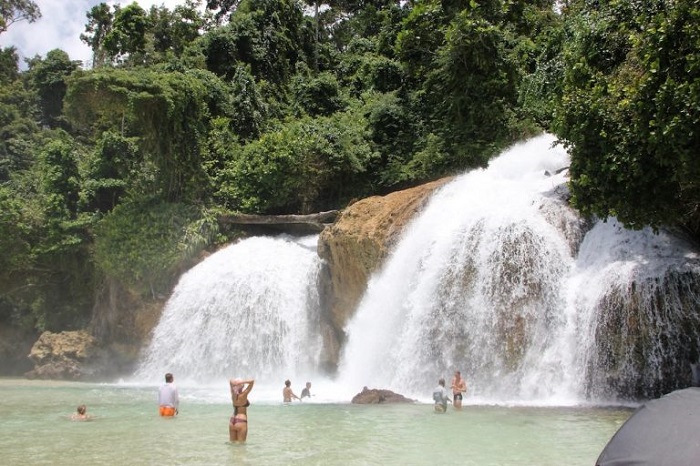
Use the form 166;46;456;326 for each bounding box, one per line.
229;378;254;442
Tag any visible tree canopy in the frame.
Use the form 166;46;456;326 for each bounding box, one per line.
0;0;40;35
0;0;697;336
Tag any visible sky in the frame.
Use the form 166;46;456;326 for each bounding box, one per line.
0;0;199;68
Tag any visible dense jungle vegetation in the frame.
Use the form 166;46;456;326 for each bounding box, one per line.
0;0;699;336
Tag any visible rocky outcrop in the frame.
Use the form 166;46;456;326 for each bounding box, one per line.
351;386;416;404
25;330;98;380
317;177;452;368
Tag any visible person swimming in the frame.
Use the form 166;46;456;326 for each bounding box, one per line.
71;404;90;421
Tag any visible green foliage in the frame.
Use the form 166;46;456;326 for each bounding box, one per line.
291;70;346;116
82;1;208;68
38;138;80;221
94;200;217;297
228;65;268;140
149;1;204;58
338;44;405;95
206;0;241;24
362;92;420;186
95;201;215;295
0;184;29;274
200;0;312;87
8;0;698;340
0;131;97;332
103;2;151;65
0;0;40;34
395;1;448;81
64;68;221;201
395;0;559;171
0;79;39;181
25;49;80;128
79;131;135;213
217;111;375;213
555;0;700;232
80;2;113;68
432;13;517;137
0;46;18;83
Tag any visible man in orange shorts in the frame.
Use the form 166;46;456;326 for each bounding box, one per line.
158;373;179;416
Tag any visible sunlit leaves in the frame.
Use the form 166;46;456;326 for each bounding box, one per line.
556;0;700;231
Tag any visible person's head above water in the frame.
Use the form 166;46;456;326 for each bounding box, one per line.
165;373;173;383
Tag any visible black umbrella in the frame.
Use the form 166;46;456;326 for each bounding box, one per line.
596;387;700;466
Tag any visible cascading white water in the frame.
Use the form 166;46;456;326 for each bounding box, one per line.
336;133;700;404
569;220;700;400
132;134;700;405
134;235;323;387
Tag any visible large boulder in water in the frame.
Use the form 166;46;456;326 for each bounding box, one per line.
25;330;98;380
351;386;416;404
318;177;452;369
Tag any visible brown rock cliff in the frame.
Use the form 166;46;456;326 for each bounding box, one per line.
317;177;452;369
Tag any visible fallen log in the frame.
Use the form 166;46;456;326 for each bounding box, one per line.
218;210;339;232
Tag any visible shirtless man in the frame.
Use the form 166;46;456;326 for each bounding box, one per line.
283;379;301;402
451;370;467;409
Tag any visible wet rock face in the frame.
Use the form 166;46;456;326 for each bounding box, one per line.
25;330;97;380
351;386;416;404
587;268;700;400
318;177;452;368
0;325;35;375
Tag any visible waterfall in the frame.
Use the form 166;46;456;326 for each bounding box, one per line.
336;134;700;404
133;133;700;405
572;221;700;400
135;235;323;386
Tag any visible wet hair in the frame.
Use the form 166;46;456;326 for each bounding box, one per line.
285;379;291;387
165;373;173;383
77;405;86;415
438;378;445;386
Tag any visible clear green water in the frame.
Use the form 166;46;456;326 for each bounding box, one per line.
0;379;632;466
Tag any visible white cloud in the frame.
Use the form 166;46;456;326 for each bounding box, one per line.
0;0;201;68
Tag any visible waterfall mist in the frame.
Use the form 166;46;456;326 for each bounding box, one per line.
134;235;323;387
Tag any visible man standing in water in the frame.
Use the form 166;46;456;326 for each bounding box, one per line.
158;373;179;416
301;382;312;399
451;370;467;409
283;379;301;402
432;378;451;413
